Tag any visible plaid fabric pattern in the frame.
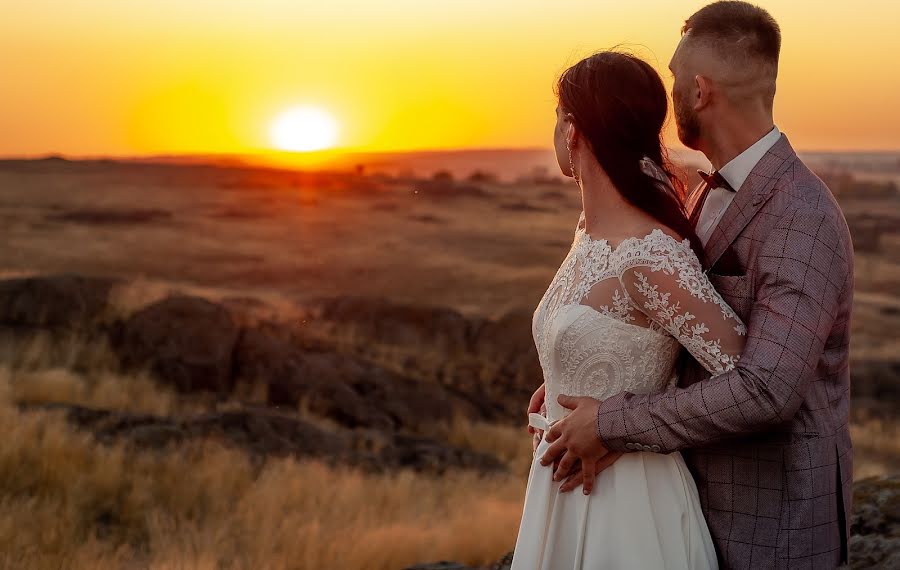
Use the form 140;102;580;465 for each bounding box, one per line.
595;134;854;569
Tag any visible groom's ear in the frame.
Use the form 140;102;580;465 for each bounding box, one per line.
694;74;713;112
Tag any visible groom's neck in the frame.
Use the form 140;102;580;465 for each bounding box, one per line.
701;108;775;170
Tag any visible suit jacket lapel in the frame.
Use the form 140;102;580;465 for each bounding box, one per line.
703;134;798;269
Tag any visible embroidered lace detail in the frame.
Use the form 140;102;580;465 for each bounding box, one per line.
531;212;746;423
632;271;740;375
596;289;635;323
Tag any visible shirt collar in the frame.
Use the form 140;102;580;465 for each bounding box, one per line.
717;125;782;192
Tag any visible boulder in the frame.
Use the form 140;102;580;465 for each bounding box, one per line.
850;475;900;569
309;296;475;354
21;402;504;476
113;295;239;394
233;326;474;431
0;274;117;331
301;297;542;423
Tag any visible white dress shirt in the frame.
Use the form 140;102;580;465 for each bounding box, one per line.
696;125;782;245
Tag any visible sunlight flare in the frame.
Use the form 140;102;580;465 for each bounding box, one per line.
270;106;339;152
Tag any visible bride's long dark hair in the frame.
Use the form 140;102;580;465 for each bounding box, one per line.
555;50;705;263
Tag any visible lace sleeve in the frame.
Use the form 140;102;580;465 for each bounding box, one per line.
617;238;747;376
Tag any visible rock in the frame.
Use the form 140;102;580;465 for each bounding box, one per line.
849;360;900;401
384;433;505;474
48;208;172;225
0;274;117;331
19;402;505;476
233;327;395;430
310;296;474;353
497;200;552;212
850;475;900;569
302;297;541;422
402;550;512;570
486;551;514;570
411;179;487;199
234;325;476;431
113;295;239;394
403;563;471;570
850;534;900;569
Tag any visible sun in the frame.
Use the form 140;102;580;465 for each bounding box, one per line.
269;106;339;152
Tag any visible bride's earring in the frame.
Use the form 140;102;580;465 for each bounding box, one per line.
567;143;581;186
566;124;580;185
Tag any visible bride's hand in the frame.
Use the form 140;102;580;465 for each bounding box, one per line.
557;452;624;493
527;383;546;436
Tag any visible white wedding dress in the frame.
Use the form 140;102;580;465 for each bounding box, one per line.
510;210;746;570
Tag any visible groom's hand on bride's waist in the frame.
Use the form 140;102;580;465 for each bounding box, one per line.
539;394;624;495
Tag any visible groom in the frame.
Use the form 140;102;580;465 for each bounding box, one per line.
533;2;854;568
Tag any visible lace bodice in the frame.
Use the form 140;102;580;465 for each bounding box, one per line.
531;211;747;423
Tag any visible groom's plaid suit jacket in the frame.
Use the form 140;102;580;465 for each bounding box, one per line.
596;134;854;569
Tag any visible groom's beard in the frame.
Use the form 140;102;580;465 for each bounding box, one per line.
674;97;701;150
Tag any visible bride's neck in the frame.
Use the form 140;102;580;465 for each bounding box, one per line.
579;168;637;237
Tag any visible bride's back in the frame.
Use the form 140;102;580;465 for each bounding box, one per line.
532;211;746;423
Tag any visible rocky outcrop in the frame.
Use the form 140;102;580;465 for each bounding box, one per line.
21;402;506;476
402;551;512;570
233;326;480;431
113;295;240;394
0;274;538;475
301;296;542;422
850;475;900;569
0;274;117;332
48;208;172;225
0;276;542;428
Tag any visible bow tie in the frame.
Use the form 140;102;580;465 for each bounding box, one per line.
697;169;735;192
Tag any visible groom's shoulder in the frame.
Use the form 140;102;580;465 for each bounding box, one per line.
773;155;831;206
762;154;854;259
767;155;848;229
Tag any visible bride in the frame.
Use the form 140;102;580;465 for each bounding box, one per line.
510;50;746;569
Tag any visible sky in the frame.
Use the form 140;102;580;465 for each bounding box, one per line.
1;0;898;157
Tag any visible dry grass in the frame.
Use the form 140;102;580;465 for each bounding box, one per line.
0;163;896;567
0;348;896;569
0;331;119;374
850;418;900;479
0;372;525;570
419;410;535;476
3;367;175;417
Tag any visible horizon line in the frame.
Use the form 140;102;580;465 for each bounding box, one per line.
2;144;900;163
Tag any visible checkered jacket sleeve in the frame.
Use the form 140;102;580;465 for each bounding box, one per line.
596;195;852;453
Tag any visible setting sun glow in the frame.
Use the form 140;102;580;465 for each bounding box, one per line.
2;2;900;155
270;107;339;152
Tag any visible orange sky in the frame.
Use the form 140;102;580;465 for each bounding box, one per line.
1;0;898;156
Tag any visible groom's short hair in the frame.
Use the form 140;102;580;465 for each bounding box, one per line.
683;2;780;66
682;2;780;105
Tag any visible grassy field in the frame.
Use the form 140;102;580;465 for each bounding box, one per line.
0;351;896;569
0;364;532;570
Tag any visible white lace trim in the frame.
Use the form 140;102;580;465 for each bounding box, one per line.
532;217;747;420
632;271;741;375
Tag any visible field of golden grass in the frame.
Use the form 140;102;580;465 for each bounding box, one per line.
2;354;897;569
0;364;533;570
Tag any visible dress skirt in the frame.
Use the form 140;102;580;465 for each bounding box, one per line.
510;414;718;570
